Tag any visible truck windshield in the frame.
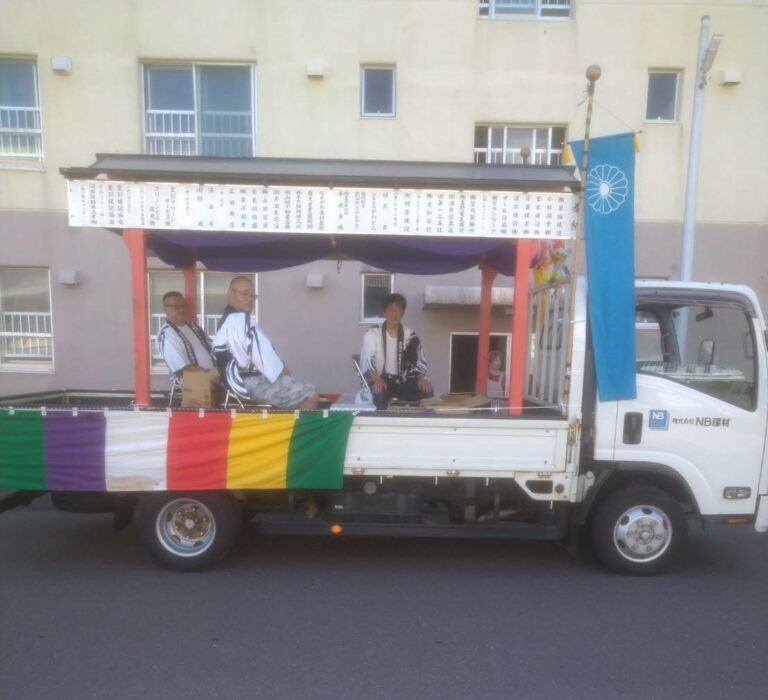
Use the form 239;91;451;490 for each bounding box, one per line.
636;302;757;411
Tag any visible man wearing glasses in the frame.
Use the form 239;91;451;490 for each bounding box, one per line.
213;276;319;410
156;291;216;380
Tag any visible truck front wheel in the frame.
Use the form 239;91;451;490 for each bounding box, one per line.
591;485;687;576
140;492;242;571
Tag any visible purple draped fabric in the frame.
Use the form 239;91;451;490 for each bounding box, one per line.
44;412;106;491
147;232;521;276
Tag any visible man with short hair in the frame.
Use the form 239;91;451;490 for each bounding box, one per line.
360;292;433;410
156;291;216;379
213;276;320;410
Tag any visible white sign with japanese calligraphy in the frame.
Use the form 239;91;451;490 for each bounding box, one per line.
67;181;577;239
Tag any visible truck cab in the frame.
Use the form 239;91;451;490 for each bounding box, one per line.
586;281;768;572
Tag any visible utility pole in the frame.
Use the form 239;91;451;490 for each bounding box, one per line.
679;15;723;281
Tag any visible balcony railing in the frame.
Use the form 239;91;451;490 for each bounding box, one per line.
0;106;43;157
145;108;253;157
0;311;52;364
200;314;221;337
473;147;563;166
145;109;196;156
201;110;253;157
479;0;571;18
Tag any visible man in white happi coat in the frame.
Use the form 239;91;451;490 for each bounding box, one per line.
213;276;319;410
360;293;433;410
156;291;216;381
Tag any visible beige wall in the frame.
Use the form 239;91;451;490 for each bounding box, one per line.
1;0;766;221
1;211;134;393
1;1;767;392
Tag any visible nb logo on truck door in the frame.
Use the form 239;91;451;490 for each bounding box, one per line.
648;410;669;430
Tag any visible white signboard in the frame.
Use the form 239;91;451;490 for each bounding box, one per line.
67;181;577;239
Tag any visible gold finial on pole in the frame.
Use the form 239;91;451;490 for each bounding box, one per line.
579;65;602;185
586;64;602;83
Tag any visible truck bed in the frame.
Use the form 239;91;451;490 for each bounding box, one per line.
0;389;565;419
345;414;569;479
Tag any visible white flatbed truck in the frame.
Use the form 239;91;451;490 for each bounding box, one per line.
2;155;767;574
3;277;767;575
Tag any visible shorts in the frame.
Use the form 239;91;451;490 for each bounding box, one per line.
243;373;315;409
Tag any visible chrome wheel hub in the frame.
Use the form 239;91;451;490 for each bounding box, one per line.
156;499;216;557
613;505;672;563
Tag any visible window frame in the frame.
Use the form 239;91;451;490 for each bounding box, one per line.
479;0;573;20
360;65;396;119
636;301;758;412
473;124;567;166
645;70;682;123
148;270;258;371
0;267;54;373
448;332;512;395
140;62;258;157
360;272;395;323
0;57;44;166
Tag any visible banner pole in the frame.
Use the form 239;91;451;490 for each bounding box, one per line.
563;64;601;412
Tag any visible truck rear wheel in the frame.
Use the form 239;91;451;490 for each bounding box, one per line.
591;485;686;576
140;492;242;571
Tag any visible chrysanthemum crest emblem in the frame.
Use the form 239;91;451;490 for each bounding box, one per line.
586;164;628;215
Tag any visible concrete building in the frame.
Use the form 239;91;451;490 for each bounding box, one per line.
1;0;766;396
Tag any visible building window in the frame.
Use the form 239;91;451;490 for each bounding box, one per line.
479;0;572;19
646;71;680;122
0;59;43;161
142;64;256;157
361;66;396;118
361;272;394;322
149;271;258;369
474;125;567;165
449;333;510;394
0;268;53;370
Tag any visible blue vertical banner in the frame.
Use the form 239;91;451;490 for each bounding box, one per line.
569;133;637;401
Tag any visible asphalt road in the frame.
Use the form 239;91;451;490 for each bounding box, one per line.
1;502;766;700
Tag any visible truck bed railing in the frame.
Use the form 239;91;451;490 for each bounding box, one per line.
525;281;569;414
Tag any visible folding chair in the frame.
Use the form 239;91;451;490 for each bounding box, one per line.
223;386;273;410
223;388;246;408
352;354;369;390
168;373;183;406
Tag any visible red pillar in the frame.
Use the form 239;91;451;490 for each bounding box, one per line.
182;266;197;322
508;239;535;416
475;263;497;395
122;229;150;407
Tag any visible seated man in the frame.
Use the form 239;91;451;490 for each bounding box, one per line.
156;291;216;382
213;276;319;410
360;293;434;410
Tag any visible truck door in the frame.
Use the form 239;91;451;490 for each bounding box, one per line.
611;293;767;517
